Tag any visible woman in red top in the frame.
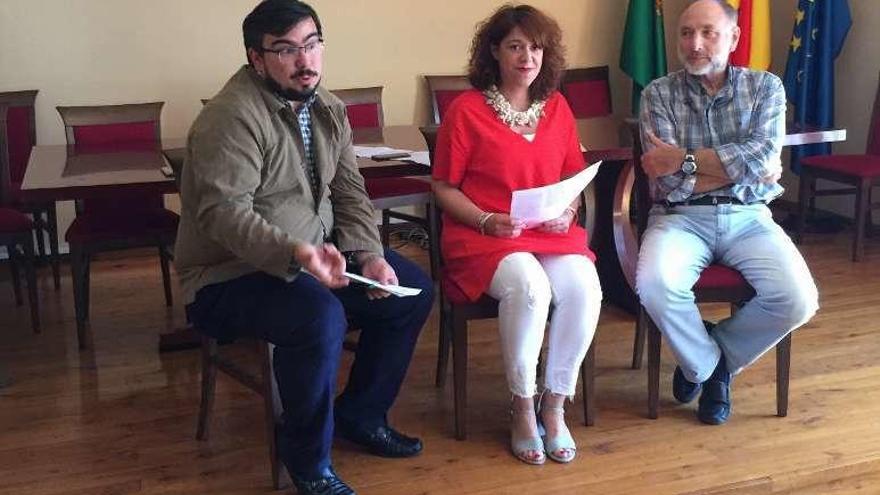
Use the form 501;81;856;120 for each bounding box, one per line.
432;5;602;465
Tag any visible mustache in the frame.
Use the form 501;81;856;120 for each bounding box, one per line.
293;69;318;78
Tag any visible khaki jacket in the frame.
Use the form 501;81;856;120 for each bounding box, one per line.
174;65;382;304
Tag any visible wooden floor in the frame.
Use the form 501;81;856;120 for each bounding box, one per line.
1;230;880;495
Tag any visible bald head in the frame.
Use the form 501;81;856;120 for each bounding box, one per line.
682;0;738;27
677;0;741;78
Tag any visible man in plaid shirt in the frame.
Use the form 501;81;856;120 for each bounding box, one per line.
636;0;818;425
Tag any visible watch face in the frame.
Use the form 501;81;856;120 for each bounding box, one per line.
681;160;697;175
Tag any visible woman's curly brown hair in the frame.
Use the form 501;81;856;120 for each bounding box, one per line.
467;4;566;102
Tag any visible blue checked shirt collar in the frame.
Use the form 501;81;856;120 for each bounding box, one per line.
292;92;320;201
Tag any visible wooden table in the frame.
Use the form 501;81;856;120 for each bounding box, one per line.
21;142;178;202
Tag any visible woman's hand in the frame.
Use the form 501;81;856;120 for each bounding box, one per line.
536;207;576;234
485;214;525;238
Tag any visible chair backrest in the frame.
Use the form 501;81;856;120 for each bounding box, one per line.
0;104;9;205
331;86;384;129
56;102;165;215
560;66;613;119
868;71;880;156
425;75;472;125
625;118;652;241
0;90;38;190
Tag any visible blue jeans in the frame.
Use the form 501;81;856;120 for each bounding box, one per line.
636;203;818;383
186;249;434;480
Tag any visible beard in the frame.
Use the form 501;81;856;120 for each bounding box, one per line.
264;69;320;102
678;49;728;77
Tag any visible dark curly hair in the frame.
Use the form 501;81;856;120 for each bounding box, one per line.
467;4;566;102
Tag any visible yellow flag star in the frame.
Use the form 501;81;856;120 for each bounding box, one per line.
795;9;805;26
790;35;802;52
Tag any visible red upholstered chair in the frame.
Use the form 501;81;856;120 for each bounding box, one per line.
330;86;384;130
560;66;613;119
625;120;791;419
331;86;432;247
0;90;60;290
0;104;40;333
56;102;178;349
795;71;880;261
421;126;596;440
425;75;473;125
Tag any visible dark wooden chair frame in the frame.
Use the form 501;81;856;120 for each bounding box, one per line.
624;120;791;419
421;126;597;440
795;71;880;262
559;65;613;117
0;90;60;290
424;75;473;125
56;102;175;349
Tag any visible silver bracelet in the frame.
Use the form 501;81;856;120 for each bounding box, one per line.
477;211;495;235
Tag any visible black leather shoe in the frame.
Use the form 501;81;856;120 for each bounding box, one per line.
336;419;423;458
291;467;355;495
697;360;732;425
672;366;702;403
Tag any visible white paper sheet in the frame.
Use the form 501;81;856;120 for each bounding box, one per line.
352;145;412;159
406;151;431;166
343;272;423;297
509;162;602;228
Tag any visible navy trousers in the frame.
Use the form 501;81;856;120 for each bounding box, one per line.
186;249;434;479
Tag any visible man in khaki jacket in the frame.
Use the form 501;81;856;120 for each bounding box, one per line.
174;1;433;493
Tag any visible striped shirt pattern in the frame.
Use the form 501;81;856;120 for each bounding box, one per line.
294;93;320;202
639;66;786;204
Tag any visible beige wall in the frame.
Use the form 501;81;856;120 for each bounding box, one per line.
0;0;630;144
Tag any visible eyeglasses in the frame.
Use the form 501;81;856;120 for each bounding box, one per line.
261;38;324;62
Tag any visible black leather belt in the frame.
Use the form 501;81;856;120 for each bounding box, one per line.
659;196;765;207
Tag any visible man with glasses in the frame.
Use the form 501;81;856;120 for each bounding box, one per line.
174;1;433;493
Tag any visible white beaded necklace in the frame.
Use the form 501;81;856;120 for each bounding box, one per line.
483;85;545;128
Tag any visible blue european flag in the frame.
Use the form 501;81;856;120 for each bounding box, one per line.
783;0;852;174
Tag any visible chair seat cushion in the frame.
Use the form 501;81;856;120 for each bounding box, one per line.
365;177;431;199
694;264;749;291
0;208;33;233
65;208;179;244
799;154;880;178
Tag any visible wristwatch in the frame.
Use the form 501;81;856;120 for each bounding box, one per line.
681;148;697;175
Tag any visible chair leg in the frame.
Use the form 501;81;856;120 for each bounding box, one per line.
776;333;792;418
33;215;47;261
581;344;596;426
159;244;173;307
854;179;871;261
7;244;23;306
632;309;647;369
381;210;391;246
70;246;91;350
21;234;40;333
646;310;662;420
795;171;811;244
452;311;468;440
195;335;218;441
435;303;450;388
47;204;60;290
261;342;289;491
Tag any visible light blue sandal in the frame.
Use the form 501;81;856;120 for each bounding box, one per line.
510;403;546;465
539;395;577;463
511;434;546;465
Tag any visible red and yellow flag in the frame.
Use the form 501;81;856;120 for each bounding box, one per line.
728;0;771;70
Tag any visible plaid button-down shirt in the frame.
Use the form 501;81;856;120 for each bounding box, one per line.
639;66;786;204
293;93;320;202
